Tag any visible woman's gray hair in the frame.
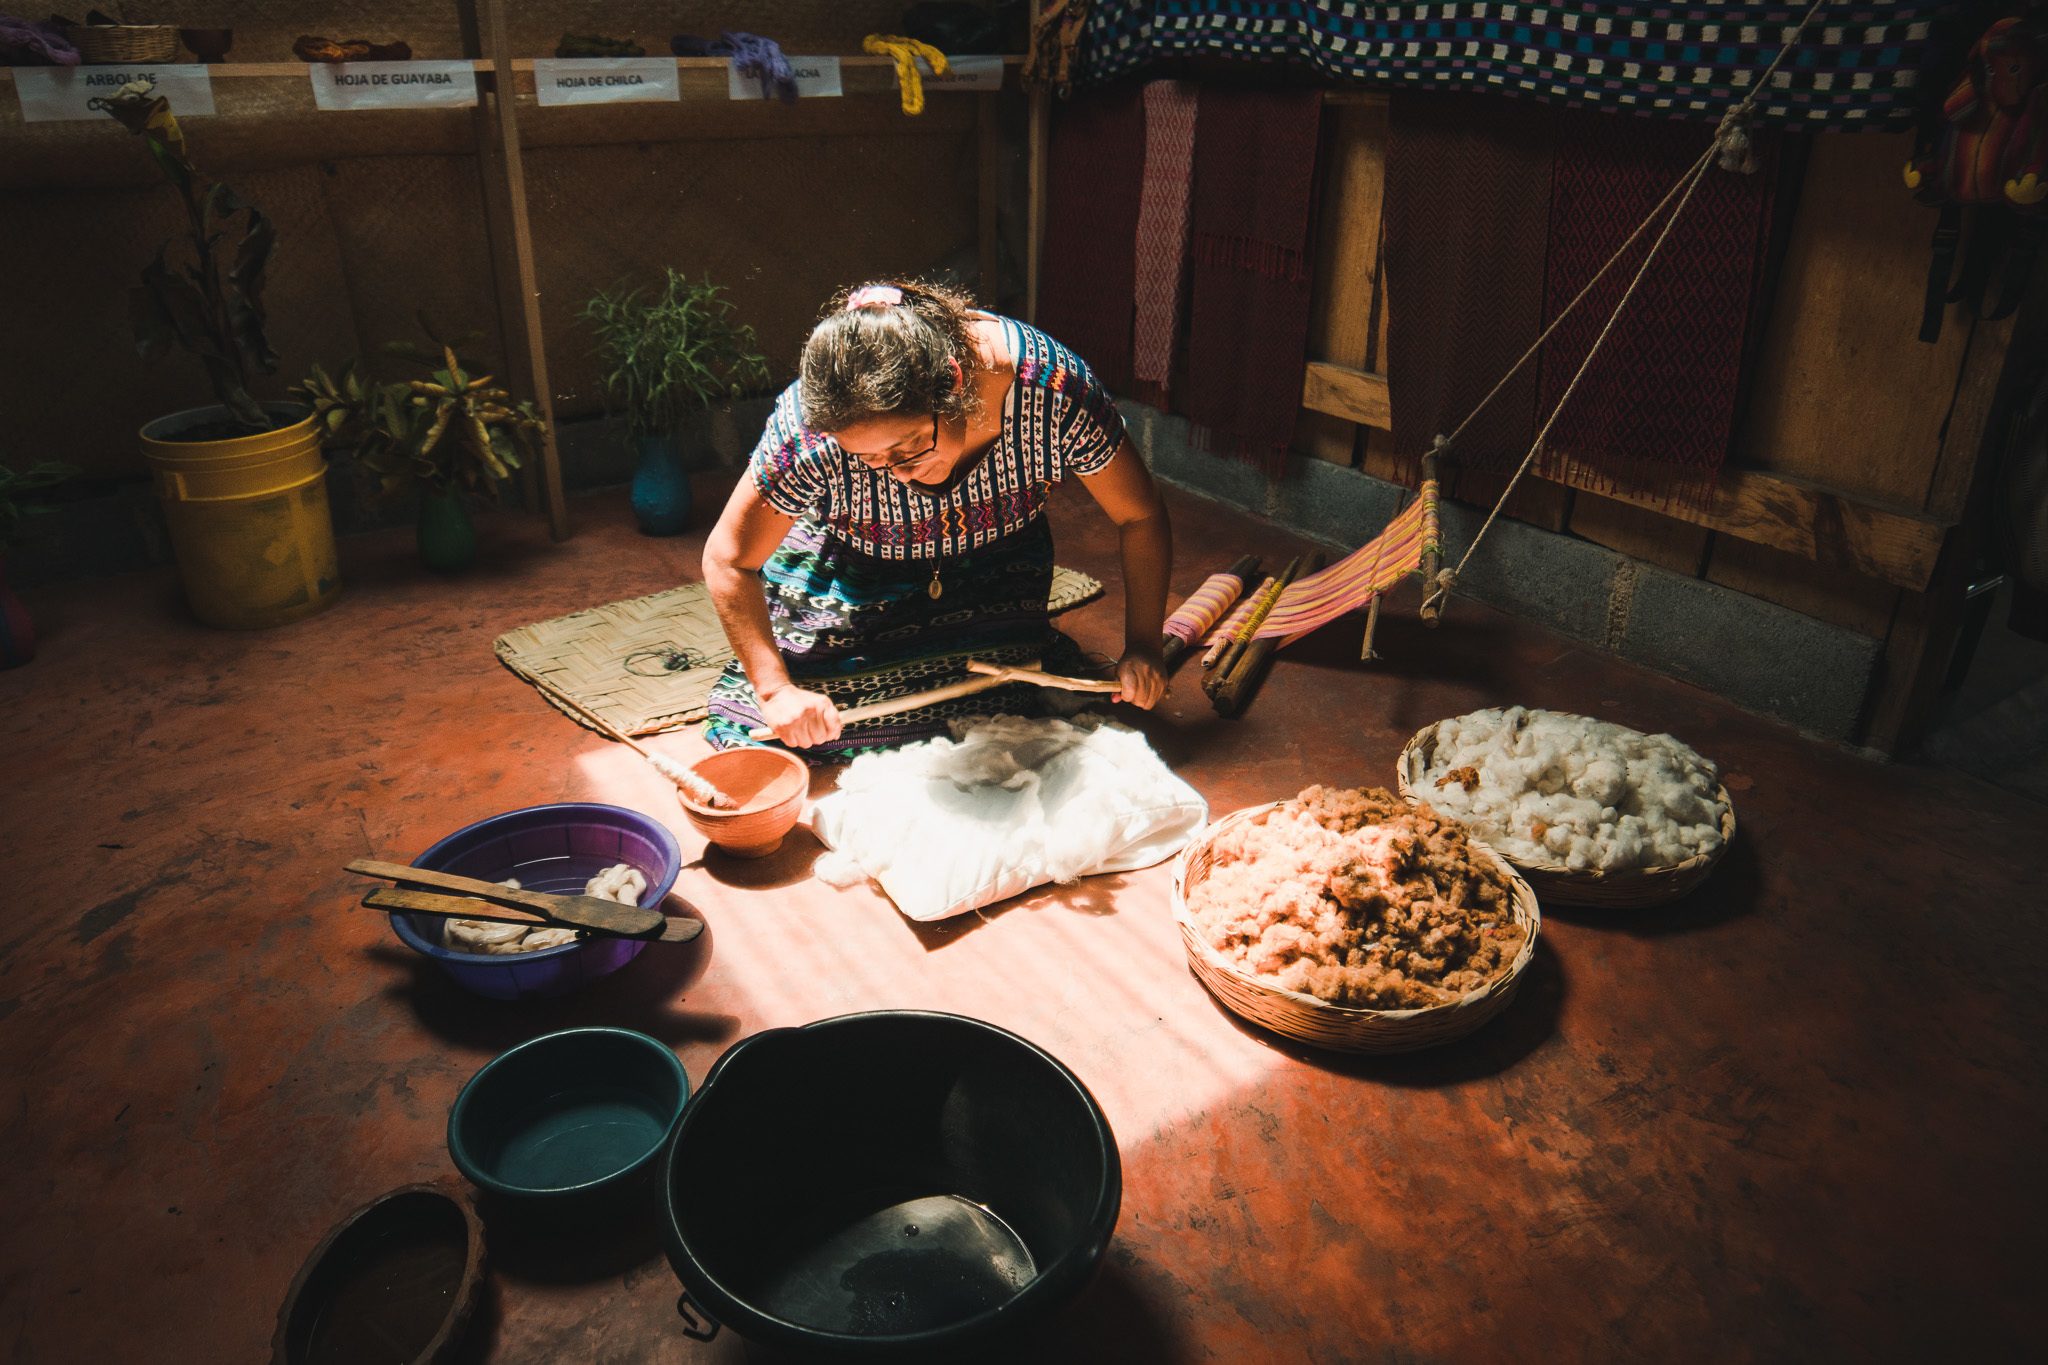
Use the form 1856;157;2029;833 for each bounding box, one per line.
799;279;982;432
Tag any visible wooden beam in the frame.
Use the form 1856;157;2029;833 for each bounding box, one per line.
1301;361;1392;430
977;93;1001;307
467;0;568;541
1862;255;2048;750
1299;361;1943;589
1323;91;1392;109
1300;99;1388;466
1537;464;1944;592
1025;86;1049;325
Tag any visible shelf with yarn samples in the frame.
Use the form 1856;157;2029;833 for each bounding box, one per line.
0;54;1026;95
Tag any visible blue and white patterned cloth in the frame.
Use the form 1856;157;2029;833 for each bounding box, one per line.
1075;2;1948;127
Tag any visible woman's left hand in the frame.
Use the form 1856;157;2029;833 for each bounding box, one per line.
1113;645;1167;709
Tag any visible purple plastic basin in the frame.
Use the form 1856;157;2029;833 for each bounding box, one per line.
388;803;683;1001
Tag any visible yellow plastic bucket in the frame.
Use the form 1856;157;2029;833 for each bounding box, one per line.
139;403;341;629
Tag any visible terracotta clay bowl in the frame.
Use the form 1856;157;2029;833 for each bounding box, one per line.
677;747;808;857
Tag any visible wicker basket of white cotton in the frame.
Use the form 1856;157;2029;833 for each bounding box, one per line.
1397;708;1736;909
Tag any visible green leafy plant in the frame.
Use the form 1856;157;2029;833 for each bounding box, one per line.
95;78;276;430
0;462;79;549
294;322;547;501
579;271;769;441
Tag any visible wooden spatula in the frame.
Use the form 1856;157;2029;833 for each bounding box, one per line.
346;858;701;942
362;888;705;943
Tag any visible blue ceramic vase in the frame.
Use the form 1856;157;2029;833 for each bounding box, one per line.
631;435;692;536
417;490;477;574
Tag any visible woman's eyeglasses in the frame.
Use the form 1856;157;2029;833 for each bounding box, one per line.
854;412;940;472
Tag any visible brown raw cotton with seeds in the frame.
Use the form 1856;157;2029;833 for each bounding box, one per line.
1187;786;1527;1009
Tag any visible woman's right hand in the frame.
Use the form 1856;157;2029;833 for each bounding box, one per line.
758;683;842;749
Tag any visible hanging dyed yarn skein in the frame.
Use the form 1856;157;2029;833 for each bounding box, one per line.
673;31;797;101
863;34;949;115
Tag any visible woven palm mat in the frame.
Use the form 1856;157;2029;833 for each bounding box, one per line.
496;566;1105;737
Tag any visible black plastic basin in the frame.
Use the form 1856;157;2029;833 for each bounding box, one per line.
662;1011;1121;1356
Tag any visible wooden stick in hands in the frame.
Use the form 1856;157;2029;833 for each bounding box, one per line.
748;658;1120;741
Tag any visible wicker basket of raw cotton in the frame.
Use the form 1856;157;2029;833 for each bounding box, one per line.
1397;708;1737;910
1170;793;1540;1055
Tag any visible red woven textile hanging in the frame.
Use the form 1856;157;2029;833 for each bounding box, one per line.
1180;86;1323;472
1536;109;1781;505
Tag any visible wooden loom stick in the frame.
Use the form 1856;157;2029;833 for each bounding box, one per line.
1212;551;1325;717
1201;581;1271;670
1205;556;1304;698
1418;448;1447;626
746;659;1118;741
520;667;736;808
1161;554;1260;670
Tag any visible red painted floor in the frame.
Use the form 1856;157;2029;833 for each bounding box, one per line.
1;478;2040;1362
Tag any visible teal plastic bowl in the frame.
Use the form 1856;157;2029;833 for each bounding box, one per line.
448;1028;689;1212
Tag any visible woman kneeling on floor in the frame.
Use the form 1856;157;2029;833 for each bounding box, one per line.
702;278;1172;760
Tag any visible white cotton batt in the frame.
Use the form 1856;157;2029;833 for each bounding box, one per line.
1421;707;1726;871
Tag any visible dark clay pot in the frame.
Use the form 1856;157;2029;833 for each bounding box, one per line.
662;1011;1121;1357
272;1182;487;1365
417;491;477;573
631;434;692;535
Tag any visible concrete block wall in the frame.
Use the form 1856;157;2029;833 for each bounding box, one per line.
1125;400;1883;742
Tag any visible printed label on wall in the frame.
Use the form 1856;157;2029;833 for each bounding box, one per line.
727;55;842;100
309;61;478;111
14;64;216;123
533;58;680;107
920;55;1005;92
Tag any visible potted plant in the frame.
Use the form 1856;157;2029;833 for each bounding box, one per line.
97;77;342;629
0;461;78;668
579;270;768;535
296;325;548;574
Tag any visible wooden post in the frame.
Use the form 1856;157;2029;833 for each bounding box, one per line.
460;0;569;541
978;92;1002;307
1023;0;1050;324
1026;86;1050;325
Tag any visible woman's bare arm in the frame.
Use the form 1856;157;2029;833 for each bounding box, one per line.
702;479;842;746
1079;440;1173;707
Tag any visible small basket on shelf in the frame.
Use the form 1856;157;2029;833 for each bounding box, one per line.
67;23;180;64
1170;803;1541;1055
1396;720;1737;910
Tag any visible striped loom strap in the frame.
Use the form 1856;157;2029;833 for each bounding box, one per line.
1251;498;1431;646
1203;578;1275;648
1162;569;1246;644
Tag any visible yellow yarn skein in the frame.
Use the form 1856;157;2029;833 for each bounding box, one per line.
863;34;949;116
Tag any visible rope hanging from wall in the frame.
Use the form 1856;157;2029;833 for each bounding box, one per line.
1214;0;1836;654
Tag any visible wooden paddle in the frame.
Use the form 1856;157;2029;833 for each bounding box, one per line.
746;658;1120;741
362;887;705;943
345;858;700;942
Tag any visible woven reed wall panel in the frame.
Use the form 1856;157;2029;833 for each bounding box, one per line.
0;167;360;480
137;1;936;64
528;124;981;422
0;82;476;191
316;155;500;367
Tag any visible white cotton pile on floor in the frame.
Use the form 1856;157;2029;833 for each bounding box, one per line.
812;713;1209;921
1420;707;1728;871
442;863;647;953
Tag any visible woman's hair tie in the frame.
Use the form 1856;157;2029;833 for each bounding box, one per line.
846;284;904;311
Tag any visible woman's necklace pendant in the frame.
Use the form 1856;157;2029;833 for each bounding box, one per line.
927;567;943;600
